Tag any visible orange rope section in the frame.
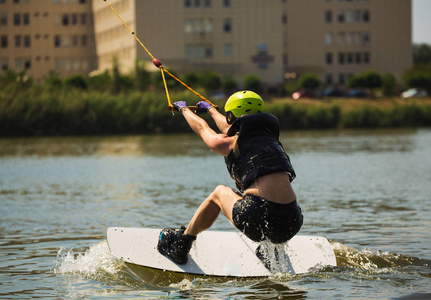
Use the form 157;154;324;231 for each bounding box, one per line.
103;0;216;110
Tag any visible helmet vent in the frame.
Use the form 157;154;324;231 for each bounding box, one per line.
246;109;251;112
248;102;252;104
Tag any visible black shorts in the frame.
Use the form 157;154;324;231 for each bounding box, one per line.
232;194;303;244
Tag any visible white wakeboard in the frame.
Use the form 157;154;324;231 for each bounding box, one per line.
107;227;336;279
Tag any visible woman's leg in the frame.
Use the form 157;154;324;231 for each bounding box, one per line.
184;185;242;236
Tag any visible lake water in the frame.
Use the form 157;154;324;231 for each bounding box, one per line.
0;129;430;299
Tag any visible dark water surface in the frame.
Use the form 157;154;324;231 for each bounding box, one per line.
1;129;430;299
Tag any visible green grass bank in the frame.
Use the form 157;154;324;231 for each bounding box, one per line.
1;89;431;137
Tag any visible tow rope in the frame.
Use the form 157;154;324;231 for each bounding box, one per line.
103;0;217;111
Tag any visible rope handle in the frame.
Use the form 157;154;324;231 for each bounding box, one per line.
166;105;219;112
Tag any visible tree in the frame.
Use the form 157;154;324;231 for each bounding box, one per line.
223;76;238;93
134;59;151;92
199;70;222;93
243;74;262;93
413;43;431;65
381;73;397;96
43;71;63;89
347;74;367;89
404;70;431;92
87;70;111;91
181;71;200;87
111;56;134;94
362;70;382;90
298;73;321;90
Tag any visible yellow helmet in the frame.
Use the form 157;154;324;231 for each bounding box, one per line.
224;91;264;123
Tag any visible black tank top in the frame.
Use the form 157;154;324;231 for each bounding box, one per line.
224;113;296;192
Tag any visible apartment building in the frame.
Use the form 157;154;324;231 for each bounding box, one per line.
1;0;412;88
285;0;412;87
0;0;97;83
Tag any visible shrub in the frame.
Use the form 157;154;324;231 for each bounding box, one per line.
64;74;88;90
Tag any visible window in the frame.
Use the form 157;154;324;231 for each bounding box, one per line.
223;0;230;7
325;10;332;23
282;13;287;24
355;52;361;64
71;14;78;25
80;13;86;25
0;35;7;48
14;13;21;26
72;35;78;46
184;0;191;8
63;35;71;47
326;74;333;85
203;18;212;33
194;19;202;33
195;45;204;58
23;35;30;47
55;57;62;70
81;35;87;46
346;11;353;23
338;52;345;64
363;10;370;22
204;45;213;58
0;13;6;26
224;44;233;58
223;19;232;33
325;32;333;45
64;58;71;71
364;52;370;63
54;14;61;26
1;57;8;70
338;11;345;23
354;10;361;22
23;13;29;25
54;35;61;47
363;31;370;44
62;14;69;26
185;45;193;59
15;35;22;48
24;57;31;69
15;57;23;71
326;52;333;65
338;32;345;45
204;0;211;7
194;0;200;7
184;19;193;33
347;52;353;64
338;73;346;86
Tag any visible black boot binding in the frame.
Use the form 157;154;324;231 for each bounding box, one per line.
157;226;196;265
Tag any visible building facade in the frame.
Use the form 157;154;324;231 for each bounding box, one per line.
285;0;412;87
0;0;97;83
1;0;412;88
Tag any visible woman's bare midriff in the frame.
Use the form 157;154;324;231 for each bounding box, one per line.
244;172;296;204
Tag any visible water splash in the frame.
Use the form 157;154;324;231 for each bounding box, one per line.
331;241;430;271
54;240;146;289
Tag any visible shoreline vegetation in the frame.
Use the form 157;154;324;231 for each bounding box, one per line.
1;90;431;137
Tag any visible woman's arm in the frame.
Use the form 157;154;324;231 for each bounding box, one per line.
207;107;231;135
181;107;234;157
